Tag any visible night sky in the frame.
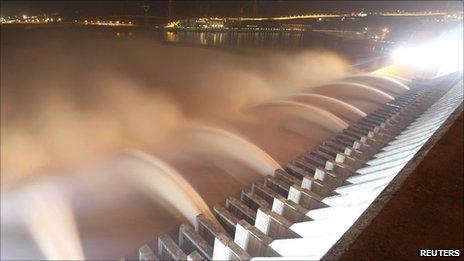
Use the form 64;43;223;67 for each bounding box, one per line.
1;0;463;18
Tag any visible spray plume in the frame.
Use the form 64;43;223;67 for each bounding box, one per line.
20;184;84;260
249;100;349;132
283;93;366;123
182;125;281;177
119;149;218;227
1;34;349;189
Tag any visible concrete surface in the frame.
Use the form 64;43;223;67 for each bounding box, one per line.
342;113;463;260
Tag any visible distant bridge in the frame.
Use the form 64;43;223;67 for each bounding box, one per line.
78;11;455;24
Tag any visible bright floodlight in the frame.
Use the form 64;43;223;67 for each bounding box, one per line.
392;27;463;73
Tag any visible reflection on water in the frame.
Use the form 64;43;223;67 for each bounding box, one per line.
1;25;391;63
158;29;391;61
164;30;304;48
166;31;179;43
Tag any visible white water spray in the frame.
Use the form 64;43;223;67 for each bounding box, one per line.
21;184;84;260
119;149;217;226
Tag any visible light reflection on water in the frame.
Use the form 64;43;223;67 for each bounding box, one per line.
156;29;391;62
164;30;307;48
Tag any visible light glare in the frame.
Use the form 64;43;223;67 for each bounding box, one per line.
392;27;463;73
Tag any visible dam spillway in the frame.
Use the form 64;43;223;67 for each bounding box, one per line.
121;72;463;261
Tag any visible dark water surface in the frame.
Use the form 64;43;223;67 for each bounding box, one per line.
1;24;393;63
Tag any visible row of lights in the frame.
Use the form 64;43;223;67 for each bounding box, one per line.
82;20;133;26
1;15;62;24
181;11;458;23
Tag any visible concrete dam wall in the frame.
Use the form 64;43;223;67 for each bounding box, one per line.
121;72;464;261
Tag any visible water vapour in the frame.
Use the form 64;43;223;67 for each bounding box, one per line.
1;31;349;189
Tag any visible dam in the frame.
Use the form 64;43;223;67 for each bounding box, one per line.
119;72;463;260
1;2;463;259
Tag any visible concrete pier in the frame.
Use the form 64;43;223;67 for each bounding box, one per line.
139;245;157;261
254;207;300;239
196;215;227;246
158;235;187;260
213;205;239;236
234;220;278;257
212;233;251;260
178;224;213;260
186;251;204;261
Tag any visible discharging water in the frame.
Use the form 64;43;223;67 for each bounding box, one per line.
181;126;281;177
119;149;217;226
21;184;85;260
0;25;412;260
284;93;367;123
